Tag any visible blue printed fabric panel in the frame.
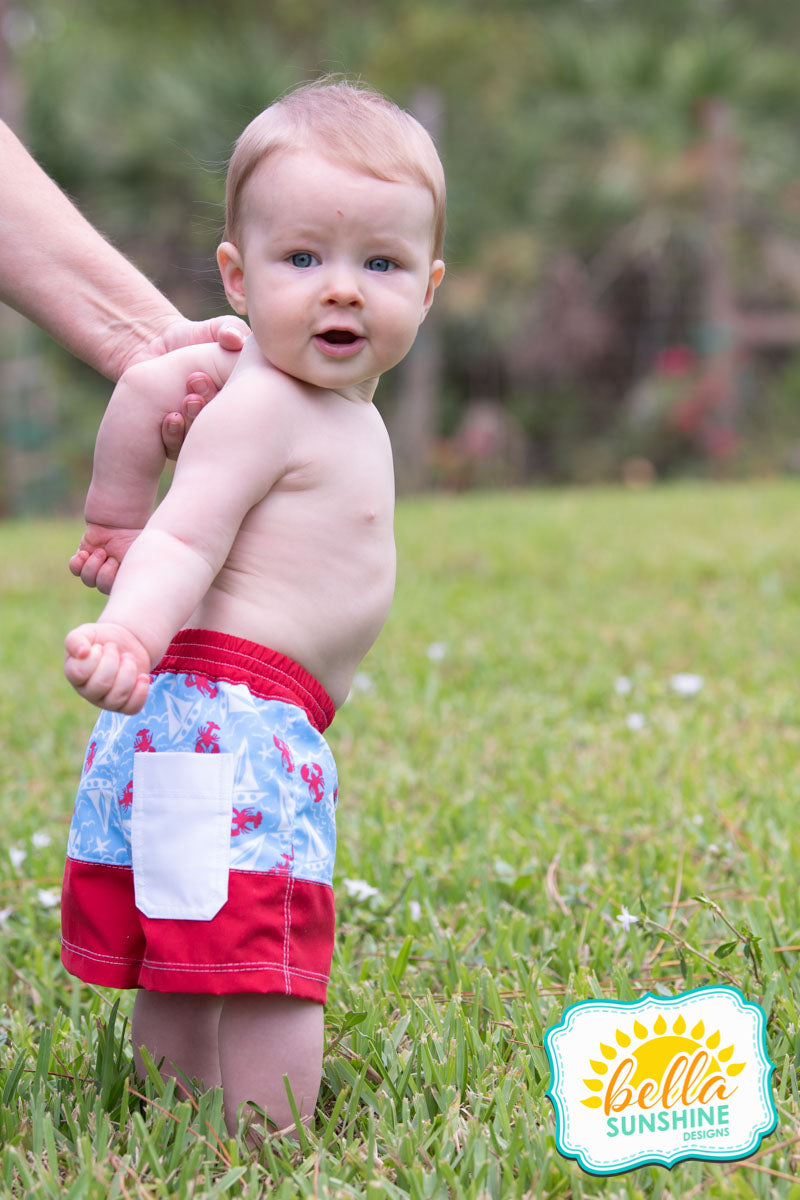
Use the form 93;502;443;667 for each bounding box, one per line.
67;673;338;885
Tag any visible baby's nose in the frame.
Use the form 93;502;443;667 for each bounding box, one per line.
322;267;364;307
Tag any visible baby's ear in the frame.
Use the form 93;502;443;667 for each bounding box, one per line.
217;242;248;315
420;259;445;323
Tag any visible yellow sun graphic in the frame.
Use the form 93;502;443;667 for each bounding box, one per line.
581;1014;746;1108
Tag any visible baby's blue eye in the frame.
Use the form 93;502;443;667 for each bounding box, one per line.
366;257;395;273
290;252;318;268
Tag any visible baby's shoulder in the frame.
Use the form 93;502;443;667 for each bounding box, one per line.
213;353;309;429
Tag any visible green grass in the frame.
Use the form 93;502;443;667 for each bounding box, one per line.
2;480;800;1197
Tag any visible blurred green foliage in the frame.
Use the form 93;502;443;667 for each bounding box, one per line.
4;0;800;508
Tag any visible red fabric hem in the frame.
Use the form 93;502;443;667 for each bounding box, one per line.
154;628;335;733
60;941;328;1002
61;858;334;1003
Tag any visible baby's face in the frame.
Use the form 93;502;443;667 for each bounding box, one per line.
218;149;444;404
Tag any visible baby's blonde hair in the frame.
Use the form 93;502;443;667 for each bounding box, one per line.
225;79;446;259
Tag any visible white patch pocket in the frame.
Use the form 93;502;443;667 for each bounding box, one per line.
131;752;234;921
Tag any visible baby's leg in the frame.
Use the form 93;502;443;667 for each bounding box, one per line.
131;990;224;1092
218;994;323;1136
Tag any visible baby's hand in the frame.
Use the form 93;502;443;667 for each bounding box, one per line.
69;524;141;594
65;623;151;714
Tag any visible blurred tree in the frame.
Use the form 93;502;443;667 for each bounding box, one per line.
3;0;800;503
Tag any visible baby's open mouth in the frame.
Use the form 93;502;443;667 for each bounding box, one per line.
320;330;358;344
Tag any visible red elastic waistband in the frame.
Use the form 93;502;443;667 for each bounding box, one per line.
153;629;335;733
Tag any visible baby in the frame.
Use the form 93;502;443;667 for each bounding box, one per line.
61;79;445;1136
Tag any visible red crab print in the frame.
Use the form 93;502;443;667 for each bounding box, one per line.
268;845;295;876
118;780;133;811
231;807;263;837
195;722;221;753
85;741;98;773
301;763;325;803
185;674;218;699
134;728;156;752
273;735;295;774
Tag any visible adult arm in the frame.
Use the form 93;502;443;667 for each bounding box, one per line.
0;120;247;380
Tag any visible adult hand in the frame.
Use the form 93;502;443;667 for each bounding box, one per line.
146;317;250;459
156;315;250;361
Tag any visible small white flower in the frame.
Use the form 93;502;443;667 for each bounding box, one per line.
670;673;704;696
616;906;639;932
707;843;720;855
626;713;646;731
342;878;380;901
426;642;447;662
693;813;704;826
344;672;375;704
9;846;26;869
408;900;422;921
615;676;633;695
0;907;12;927
37;889;60;909
32;832;52;849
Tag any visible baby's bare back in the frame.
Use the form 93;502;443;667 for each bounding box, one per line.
189;375;396;708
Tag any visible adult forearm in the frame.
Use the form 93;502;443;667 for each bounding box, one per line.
0;122;180;379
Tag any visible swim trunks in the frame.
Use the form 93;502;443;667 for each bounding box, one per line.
61;629;338;1002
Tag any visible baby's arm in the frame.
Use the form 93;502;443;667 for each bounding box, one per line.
71;343;241;593
65;354;295;713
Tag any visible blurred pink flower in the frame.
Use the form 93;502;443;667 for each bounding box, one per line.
655;345;697;377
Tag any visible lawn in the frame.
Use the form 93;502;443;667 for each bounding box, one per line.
1;480;799;1198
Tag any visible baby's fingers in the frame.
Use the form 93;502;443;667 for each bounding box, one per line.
120;669;151;715
68;640;121;706
94;556;120;596
70;547;109;591
101;652;149;714
65;625;93;658
68;548;88;578
64;634;101;689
